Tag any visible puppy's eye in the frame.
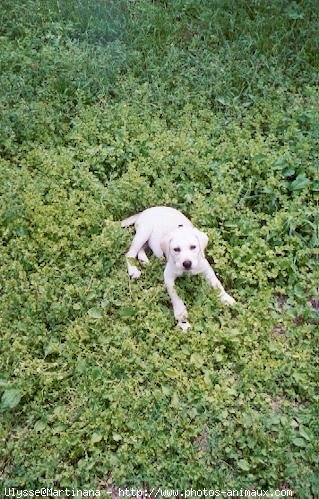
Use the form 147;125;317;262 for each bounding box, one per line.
190;245;196;250
173;247;181;252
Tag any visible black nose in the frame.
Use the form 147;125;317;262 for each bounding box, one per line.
183;260;192;269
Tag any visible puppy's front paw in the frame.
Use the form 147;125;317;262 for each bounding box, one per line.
178;320;191;331
174;303;188;322
129;267;141;279
220;292;236;306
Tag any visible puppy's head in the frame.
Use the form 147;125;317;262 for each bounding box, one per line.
160;226;208;271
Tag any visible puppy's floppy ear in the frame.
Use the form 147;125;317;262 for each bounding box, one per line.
160;232;173;259
194;229;208;254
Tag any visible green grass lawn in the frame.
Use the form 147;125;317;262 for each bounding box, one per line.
0;0;318;495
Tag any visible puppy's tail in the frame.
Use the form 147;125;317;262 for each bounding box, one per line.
121;213;140;228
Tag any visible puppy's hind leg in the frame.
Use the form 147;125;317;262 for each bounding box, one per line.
137;245;149;266
125;229;150;279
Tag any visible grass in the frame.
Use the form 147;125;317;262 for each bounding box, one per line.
0;0;318;496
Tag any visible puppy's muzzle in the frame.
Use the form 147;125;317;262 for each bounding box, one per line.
183;260;192;270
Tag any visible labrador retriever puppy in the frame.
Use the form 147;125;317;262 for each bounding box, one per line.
122;206;235;330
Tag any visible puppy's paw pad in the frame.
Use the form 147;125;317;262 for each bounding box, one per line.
129;267;141;279
178;320;191;331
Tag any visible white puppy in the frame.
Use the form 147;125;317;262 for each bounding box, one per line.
122;206;235;330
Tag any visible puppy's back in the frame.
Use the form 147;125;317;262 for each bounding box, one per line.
137;206;191;228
